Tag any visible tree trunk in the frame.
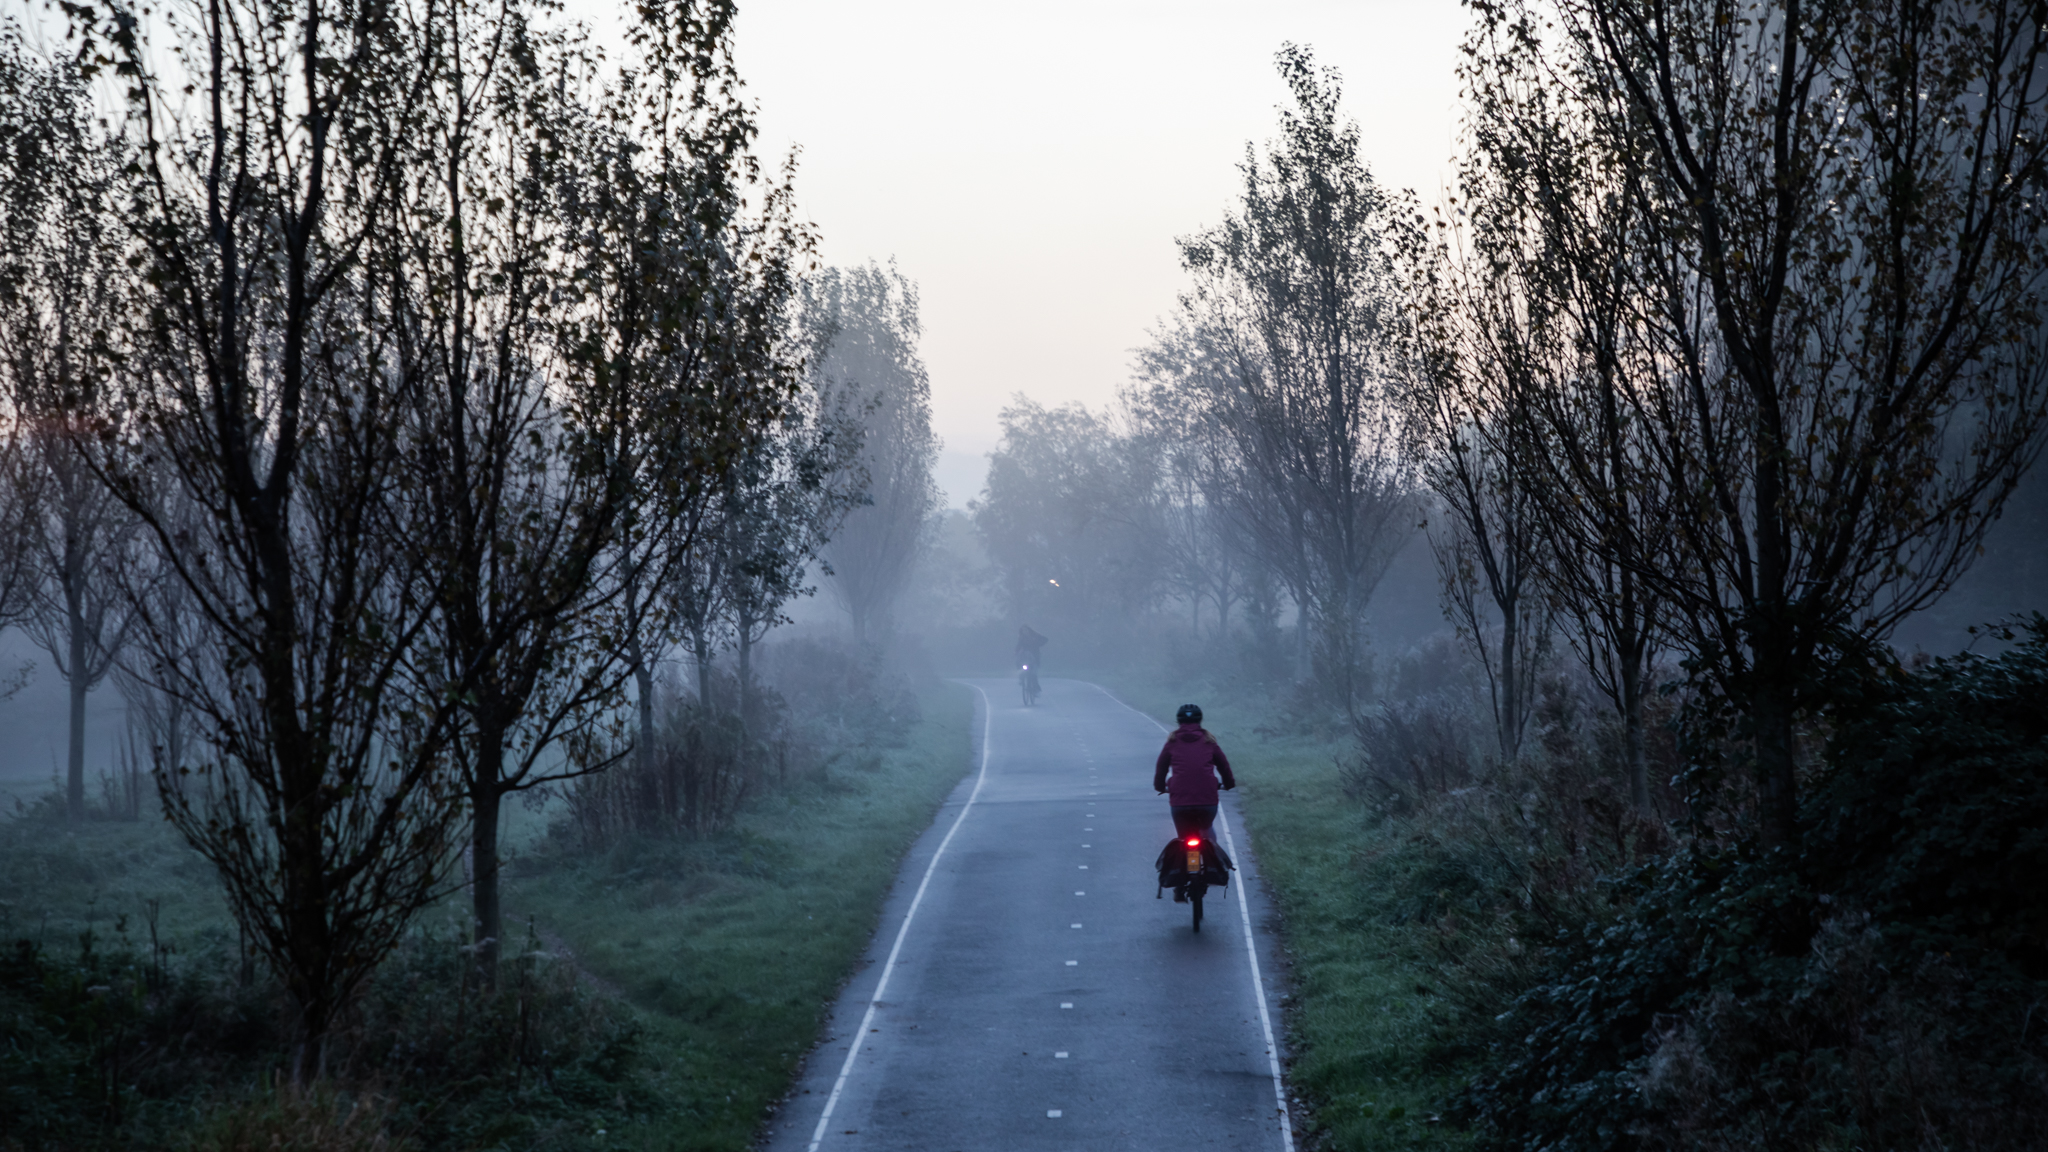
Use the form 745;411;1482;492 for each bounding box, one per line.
692;629;714;710
289;1000;331;1085
66;598;87;822
64;541;87;822
1621;656;1649;814
1499;595;1521;762
280;758;331;1087
166;692;186;775
737;627;754;731
469;722;505;991
1293;594;1312;681
1753;673;1798;848
633;648;655;770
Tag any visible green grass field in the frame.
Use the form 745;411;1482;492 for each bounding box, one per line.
0;785;234;953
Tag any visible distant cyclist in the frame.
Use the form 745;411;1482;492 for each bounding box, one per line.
1015;624;1047;668
1015;624;1048;705
1154;703;1235;841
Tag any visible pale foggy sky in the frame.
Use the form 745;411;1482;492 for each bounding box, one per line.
29;0;1469;505
722;0;1472;507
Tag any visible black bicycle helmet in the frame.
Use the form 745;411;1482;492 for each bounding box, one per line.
1176;703;1203;724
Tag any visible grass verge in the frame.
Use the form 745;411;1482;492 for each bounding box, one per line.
502;679;976;1150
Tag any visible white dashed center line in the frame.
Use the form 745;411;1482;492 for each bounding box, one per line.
1046;1110;1062;1118
1070;923;1082;928
1065;960;1078;966
1060;1002;1073;1009
1055;1052;1069;1059
1092;682;1298;1152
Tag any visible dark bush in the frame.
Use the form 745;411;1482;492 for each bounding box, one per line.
1;927;278;1149
1806;623;2048;977
1344;692;1479;810
1462;616;2048;1152
564;691;761;845
347;925;651;1149
0;921;650;1152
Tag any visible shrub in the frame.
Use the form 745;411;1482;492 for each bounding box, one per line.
1462;616;2048;1152
561;638;925;850
1;927;279;1150
182;1086;413;1152
1344;691;1479;811
757;636;921;752
0;921;650;1152
563;693;760;846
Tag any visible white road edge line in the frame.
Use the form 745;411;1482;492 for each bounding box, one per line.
1092;683;1297;1152
805;684;995;1152
1217;805;1295;1152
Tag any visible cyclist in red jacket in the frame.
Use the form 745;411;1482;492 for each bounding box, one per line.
1154;703;1235;840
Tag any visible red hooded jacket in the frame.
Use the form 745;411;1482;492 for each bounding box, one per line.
1154;723;1235;806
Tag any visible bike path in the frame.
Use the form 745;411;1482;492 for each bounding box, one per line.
762;677;1294;1152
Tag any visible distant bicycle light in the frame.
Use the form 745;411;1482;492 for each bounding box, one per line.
1048;578;1059;586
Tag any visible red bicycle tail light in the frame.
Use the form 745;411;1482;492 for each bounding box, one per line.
1186;837;1200;847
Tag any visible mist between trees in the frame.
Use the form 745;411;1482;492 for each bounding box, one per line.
0;0;946;1099
968;21;2048;1150
4;0;2048;1145
980;27;2048;797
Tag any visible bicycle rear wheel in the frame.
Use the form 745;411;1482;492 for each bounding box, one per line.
1190;889;1203;932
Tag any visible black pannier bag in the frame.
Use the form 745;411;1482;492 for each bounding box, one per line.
1154;836;1234;891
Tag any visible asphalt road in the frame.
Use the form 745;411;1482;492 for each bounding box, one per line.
763;677;1294;1152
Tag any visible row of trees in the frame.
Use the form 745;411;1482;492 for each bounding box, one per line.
974;48;1426;701
0;0;937;1082
1416;0;2048;844
979;11;2047;848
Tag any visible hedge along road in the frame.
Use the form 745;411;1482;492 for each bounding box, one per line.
764;677;1295;1152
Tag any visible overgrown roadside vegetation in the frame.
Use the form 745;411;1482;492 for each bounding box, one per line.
0;681;974;1151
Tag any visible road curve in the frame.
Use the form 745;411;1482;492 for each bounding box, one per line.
762;677;1294;1152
